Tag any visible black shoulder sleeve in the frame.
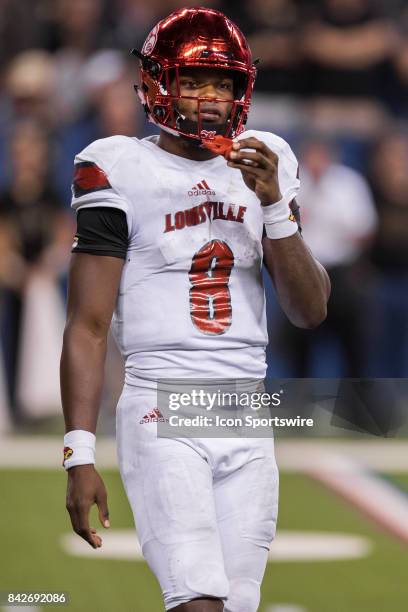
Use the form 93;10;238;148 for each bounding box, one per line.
72;207;129;259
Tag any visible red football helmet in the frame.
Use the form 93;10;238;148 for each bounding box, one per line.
132;7;257;155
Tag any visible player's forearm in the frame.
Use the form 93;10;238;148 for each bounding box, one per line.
60;323;108;434
263;232;330;329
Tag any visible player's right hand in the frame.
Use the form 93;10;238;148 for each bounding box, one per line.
65;464;110;549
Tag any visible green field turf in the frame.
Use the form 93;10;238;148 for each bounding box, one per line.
0;469;407;612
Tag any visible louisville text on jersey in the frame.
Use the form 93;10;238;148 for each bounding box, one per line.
164;202;247;233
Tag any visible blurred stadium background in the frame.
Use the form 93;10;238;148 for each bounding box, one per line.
1;0;408;610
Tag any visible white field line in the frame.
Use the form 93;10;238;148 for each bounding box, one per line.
1;436;408;471
0;436;117;469
274;439;408;472
60;529;371;562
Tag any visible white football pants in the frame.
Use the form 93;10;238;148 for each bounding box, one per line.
116;383;279;611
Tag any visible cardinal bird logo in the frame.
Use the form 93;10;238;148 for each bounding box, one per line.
63;446;74;466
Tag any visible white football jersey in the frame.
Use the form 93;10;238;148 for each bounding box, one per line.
71;129;300;383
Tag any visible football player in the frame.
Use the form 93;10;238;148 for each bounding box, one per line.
61;7;330;612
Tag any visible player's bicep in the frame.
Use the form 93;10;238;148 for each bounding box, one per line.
65;253;124;336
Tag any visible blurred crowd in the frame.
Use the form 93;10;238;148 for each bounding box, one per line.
1;0;408;427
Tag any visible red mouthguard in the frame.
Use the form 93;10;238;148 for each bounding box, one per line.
201;135;234;158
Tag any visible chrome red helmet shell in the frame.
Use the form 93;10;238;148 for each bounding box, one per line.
133;7;257;150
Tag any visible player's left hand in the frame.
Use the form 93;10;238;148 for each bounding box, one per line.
226;137;282;205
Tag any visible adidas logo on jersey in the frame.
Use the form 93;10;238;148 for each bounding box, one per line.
139;408;167;424
188;179;215;196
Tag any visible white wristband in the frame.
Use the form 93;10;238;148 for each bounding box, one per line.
63;430;96;470
263;190;299;240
